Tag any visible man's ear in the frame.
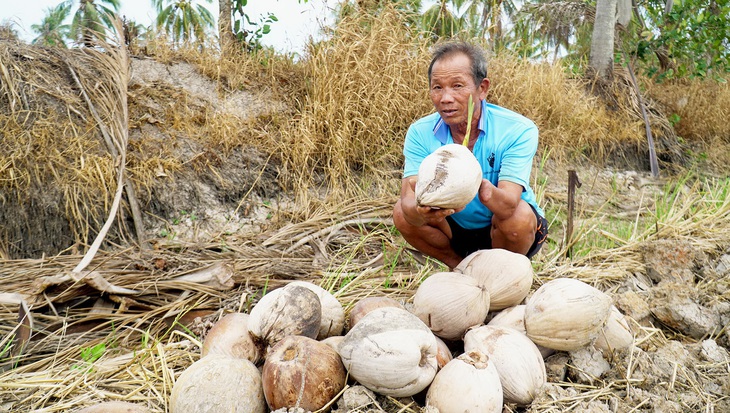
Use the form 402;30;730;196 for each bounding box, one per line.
479;78;490;100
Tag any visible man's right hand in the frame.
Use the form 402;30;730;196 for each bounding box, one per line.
415;205;456;226
404;177;461;225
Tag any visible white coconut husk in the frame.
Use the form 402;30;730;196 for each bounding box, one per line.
454;249;534;311
412;272;490;340
425;351;503;413
464;325;546;405
415;144;482;210
338;306;438;398
524;278;612;351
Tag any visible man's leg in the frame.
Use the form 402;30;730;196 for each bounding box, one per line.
490;200;538;256
392;199;463;269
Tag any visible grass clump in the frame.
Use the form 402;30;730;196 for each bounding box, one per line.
277;7;433;203
645;77;730;143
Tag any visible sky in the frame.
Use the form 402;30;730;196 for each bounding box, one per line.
0;0;334;54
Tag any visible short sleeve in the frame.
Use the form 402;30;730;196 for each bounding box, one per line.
403;124;430;178
498;124;538;189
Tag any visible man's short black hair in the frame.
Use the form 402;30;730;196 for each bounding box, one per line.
428;41;488;86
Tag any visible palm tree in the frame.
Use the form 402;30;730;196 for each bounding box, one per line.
512;1;593;60
69;0;121;47
218;0;235;53
31;2;72;47
122;16;148;48
422;0;461;41
153;0;215;46
420;0;518;47
589;0;618;79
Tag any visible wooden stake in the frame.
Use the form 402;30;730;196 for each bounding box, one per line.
566;170;582;258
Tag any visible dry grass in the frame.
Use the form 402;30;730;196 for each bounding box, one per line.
0;44;123;256
2;7;705;257
488;57;644;163
645;77;730;143
0;199;416;412
276;8;433;202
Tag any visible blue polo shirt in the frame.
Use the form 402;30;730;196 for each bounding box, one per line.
403;99;544;229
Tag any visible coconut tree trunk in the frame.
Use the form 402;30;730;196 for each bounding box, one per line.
589;0;618;80
489;0;503;49
219;0;235;54
616;0;632;27
81;0;94;47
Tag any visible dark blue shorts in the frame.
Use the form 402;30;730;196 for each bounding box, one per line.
446;206;548;259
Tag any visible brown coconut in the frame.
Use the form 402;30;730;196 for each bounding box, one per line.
348;296;405;328
201;312;261;364
247;284;321;353
289;280;345;339
169;354;266;413
262;335;346;411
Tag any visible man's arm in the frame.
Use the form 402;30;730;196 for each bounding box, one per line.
478;179;524;221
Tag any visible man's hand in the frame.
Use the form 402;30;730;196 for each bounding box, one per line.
477;178;494;205
401;177;461;227
478;179;524;221
415;205;457;226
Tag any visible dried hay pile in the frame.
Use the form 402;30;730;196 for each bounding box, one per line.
1;8;730;413
0;31;286;259
0;39;124;257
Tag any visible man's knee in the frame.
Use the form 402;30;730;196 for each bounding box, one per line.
492;202;537;242
392;199;407;231
393;199;419;239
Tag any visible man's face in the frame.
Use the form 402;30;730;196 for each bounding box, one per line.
429;53;489;128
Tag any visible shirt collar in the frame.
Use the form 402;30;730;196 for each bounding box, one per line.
433;99;488;144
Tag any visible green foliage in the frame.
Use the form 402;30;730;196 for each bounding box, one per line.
421;1;460;40
73;325;118;372
69;0;121;46
231;0;308;51
122;16;148;46
509;1;592;61
336;0;423;29
32;0;120;47
153;0;214;46
636;0;730;80
80;342;106;364
232;0;277;51
419;0;518;46
31;2;72;47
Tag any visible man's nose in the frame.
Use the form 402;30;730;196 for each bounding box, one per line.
440;88;455;103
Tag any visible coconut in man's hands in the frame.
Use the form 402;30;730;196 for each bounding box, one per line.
415;144;482;210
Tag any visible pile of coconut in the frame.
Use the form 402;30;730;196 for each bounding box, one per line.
157;145;633;412
158;246;631;413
